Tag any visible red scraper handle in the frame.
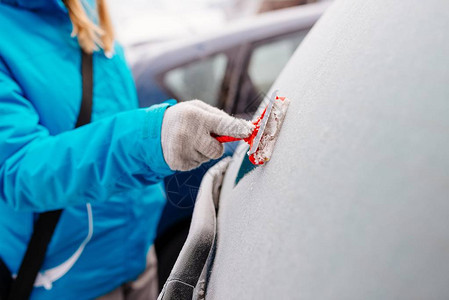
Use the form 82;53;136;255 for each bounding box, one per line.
210;133;242;143
211;102;271;144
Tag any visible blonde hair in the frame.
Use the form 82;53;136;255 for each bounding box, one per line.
64;0;114;54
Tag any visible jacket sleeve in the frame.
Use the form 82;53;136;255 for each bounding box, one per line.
0;61;174;212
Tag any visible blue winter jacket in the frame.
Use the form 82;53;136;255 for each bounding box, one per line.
0;0;175;298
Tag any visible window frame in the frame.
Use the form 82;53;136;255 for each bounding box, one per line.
227;28;311;116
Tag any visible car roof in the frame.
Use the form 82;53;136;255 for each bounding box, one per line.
131;2;330;77
208;0;449;299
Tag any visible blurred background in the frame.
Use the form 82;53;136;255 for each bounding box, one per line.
109;0;321;49
107;0;331;291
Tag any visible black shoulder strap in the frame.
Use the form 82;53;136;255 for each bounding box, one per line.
8;50;93;300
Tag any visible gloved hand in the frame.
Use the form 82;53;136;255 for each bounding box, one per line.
161;100;254;171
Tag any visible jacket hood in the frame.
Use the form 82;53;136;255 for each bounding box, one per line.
0;0;67;12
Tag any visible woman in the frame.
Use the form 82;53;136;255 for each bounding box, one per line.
0;0;253;298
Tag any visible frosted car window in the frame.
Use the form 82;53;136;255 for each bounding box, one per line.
207;0;449;298
163;54;228;107
248;31;307;94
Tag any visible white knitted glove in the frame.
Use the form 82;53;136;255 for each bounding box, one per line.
161;100;254;171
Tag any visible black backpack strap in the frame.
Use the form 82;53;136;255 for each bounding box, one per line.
7;50;93;300
76;50;93;128
0;260;12;299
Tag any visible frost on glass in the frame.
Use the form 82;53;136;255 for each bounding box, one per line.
207;0;449;299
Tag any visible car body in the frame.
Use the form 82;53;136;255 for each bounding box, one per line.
160;0;449;299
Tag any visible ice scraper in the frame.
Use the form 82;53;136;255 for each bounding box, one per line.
213;90;290;165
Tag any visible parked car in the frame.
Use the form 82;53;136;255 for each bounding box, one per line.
159;0;449;299
131;2;330;289
132;2;330;118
